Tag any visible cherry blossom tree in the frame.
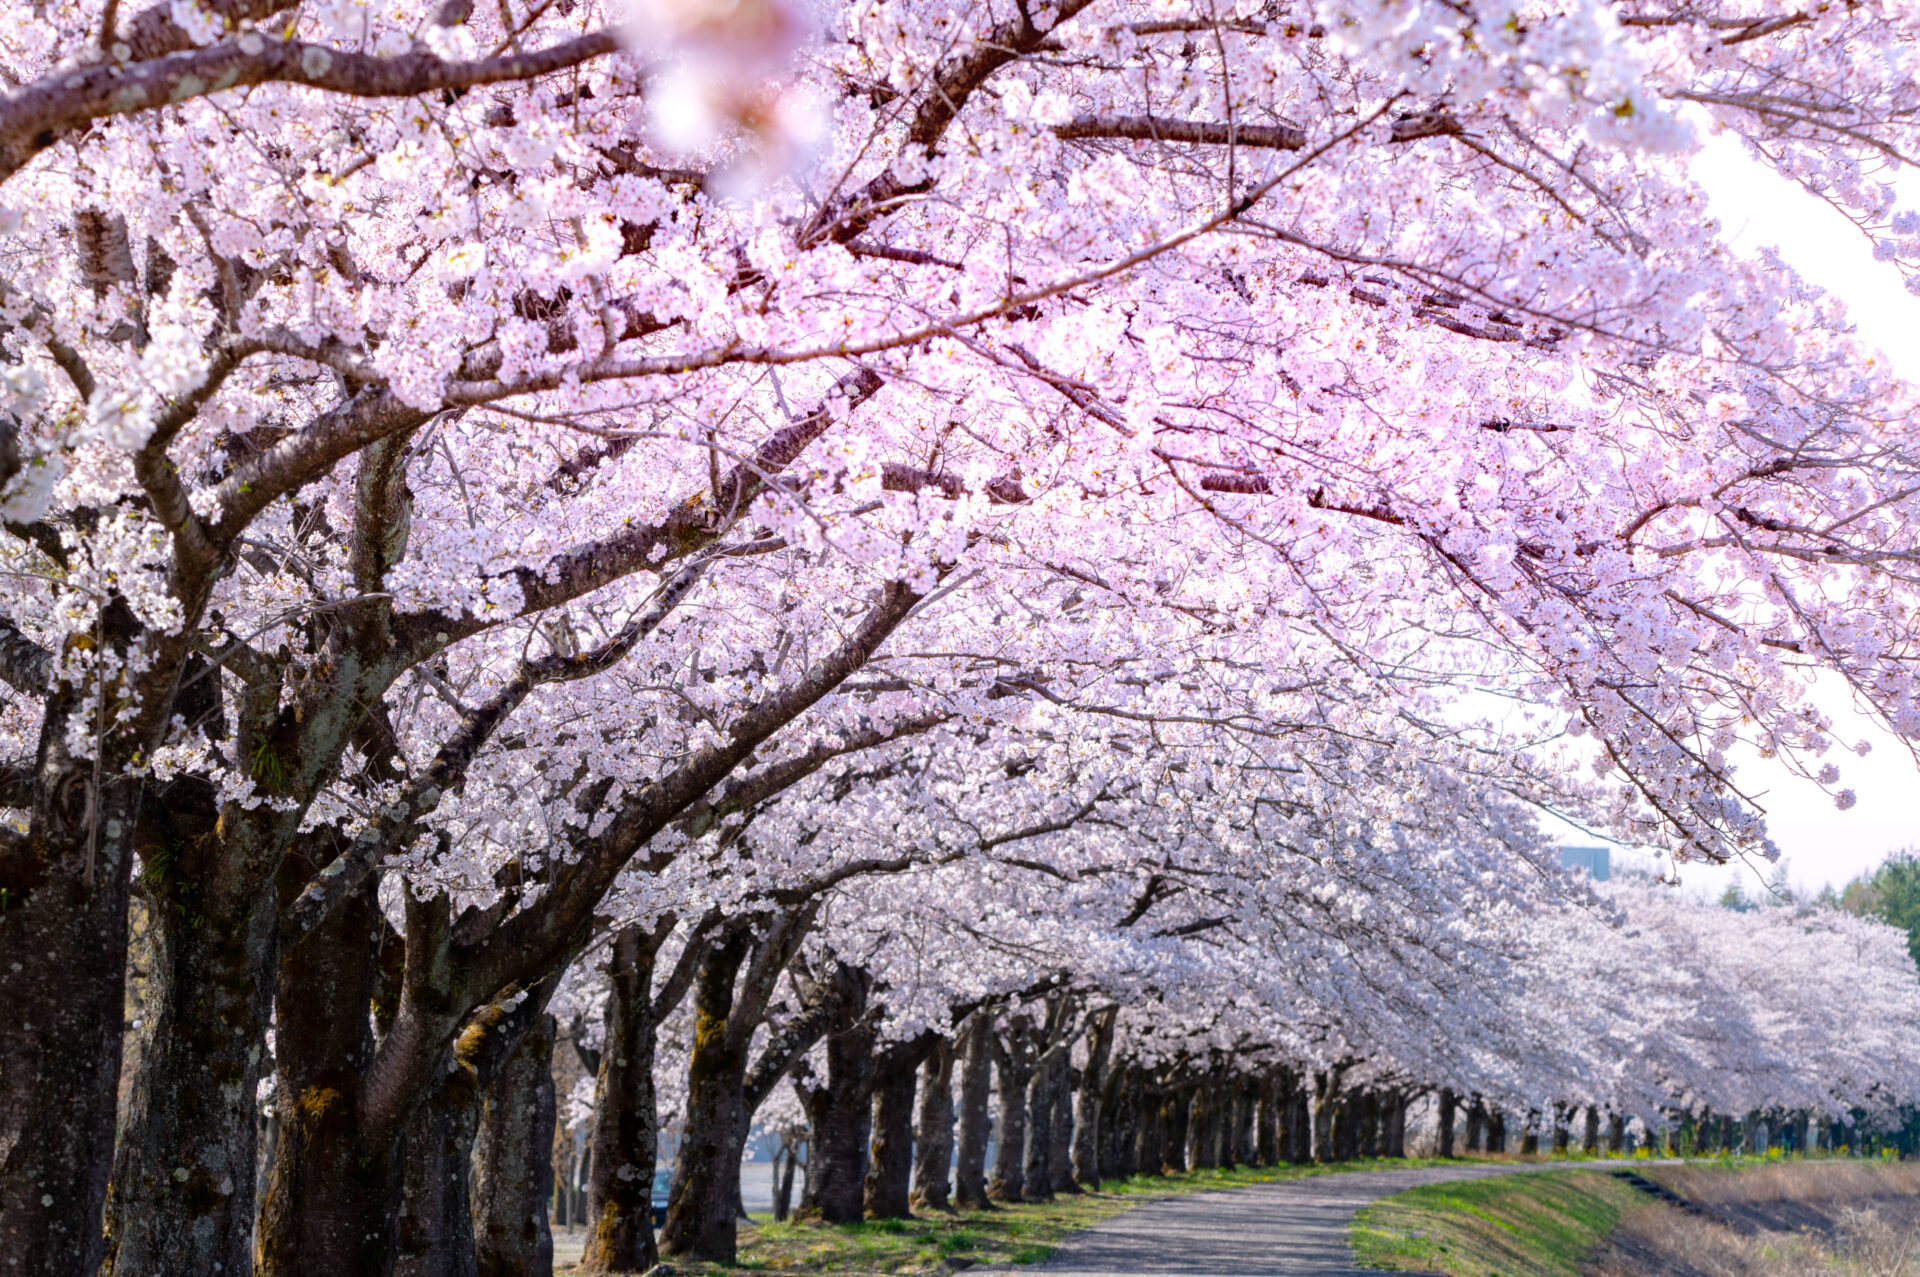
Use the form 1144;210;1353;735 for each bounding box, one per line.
3;0;1920;1273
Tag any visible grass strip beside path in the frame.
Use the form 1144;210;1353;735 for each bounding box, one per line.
1350;1169;1646;1277
567;1158;1451;1275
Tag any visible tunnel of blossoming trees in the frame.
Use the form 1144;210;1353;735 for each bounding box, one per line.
6;0;1920;1273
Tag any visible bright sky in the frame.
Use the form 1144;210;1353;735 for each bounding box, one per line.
1557;131;1920;898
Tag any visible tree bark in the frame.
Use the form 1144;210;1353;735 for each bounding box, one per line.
393;1071;483;1277
0;754;142;1276
773;1140;800;1221
1581;1106;1599;1155
662;930;753;1261
953;1013;995;1208
1187;1085;1216;1170
580;926;664;1275
1020;1043;1057;1201
1134;1082;1165;1176
1438;1089;1457;1158
105;776;276;1277
1464;1097;1485;1153
1071;1008;1115;1190
1163;1089;1191;1173
987;1018;1035;1201
1048;1051;1076;1195
797;964;877;1224
256;882;395;1276
474;1013;557;1277
865;1058;917;1217
1607;1112;1626;1154
1255;1079;1279;1167
910;1038;955;1212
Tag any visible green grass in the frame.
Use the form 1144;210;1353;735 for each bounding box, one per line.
1350;1169;1648;1276
565;1158;1455;1275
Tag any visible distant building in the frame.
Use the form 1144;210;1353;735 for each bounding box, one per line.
1560;845;1611;881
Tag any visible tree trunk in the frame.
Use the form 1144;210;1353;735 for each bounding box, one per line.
1021;1047;1057;1200
1464;1098;1485;1153
1048;1053;1075;1194
662;931;753;1262
1284;1080;1310;1165
1438;1090;1458;1158
474;1013;557;1277
1134;1083;1164;1177
1487;1110;1507;1154
1071;1009;1115;1190
865;1060;917;1218
987;1019;1034;1201
1186;1085;1214;1170
773;1141;800;1222
910;1038;955;1212
1232;1083;1258;1167
797;965;877;1224
105;779;276;1277
394;1072;484;1277
1256;1081;1280;1167
580;927;662;1275
953;1014;994;1209
1357;1093;1379;1160
1106;1066;1138;1180
256;882;396;1277
1163;1090;1190;1173
1581;1106;1599;1155
0;759;142;1276
1607;1113;1625;1154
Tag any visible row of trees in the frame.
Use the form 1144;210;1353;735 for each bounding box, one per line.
2;0;1920;1274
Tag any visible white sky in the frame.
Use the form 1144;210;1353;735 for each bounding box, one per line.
1552;132;1920;898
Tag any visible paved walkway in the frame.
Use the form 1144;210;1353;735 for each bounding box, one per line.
977;1162;1587;1276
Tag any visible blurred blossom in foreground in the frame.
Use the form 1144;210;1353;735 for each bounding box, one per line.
623;0;820;192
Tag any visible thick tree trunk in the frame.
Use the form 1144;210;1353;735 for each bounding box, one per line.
953;1014;995;1208
1581;1106;1599;1155
1021;1047;1057;1200
0;759;142;1276
662;931;753;1262
580;927;662;1275
1464;1098;1485;1153
1255;1082;1278;1167
1235;1082;1260;1167
865;1060;917;1217
1071;1009;1115;1190
910;1038;955;1212
798;965;877;1224
394;1072;484;1277
257;882;396;1277
1438;1089;1457;1158
1385;1093;1407;1158
1486;1110;1507;1153
1284;1079;1310;1165
474;1013;557;1277
105;777;276;1277
987;1020;1034;1201
1607;1112;1626;1154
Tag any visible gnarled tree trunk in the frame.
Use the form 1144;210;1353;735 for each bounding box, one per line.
663;930;753;1261
797;964;877;1224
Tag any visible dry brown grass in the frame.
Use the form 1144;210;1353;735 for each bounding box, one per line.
1584;1161;1920;1277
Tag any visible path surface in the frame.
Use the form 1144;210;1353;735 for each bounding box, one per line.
978;1161;1587;1276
